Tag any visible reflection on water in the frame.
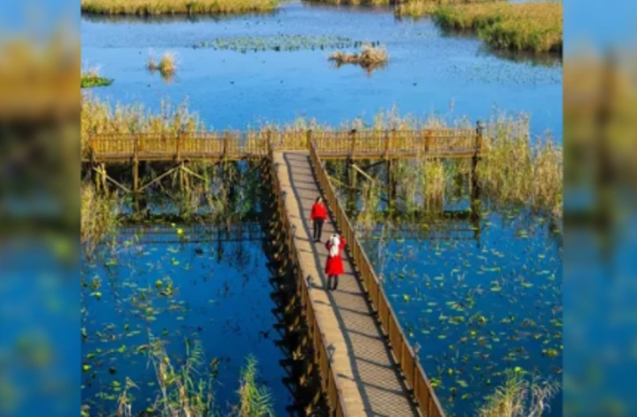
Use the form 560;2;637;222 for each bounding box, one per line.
80;229;292;416
477;44;562;68
358;206;563;417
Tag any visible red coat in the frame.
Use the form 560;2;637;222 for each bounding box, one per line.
310;203;327;220
325;239;347;276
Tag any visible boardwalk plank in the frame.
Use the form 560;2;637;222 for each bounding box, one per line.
274;151;421;417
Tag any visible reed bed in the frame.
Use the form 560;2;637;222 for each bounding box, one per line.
81;94;205;152
329;44;389;71
81;0;280;15
82;97;561;215
478;115;562;217
477;369;559;417
397;2;562;53
395;0;505;17
81;182;120;256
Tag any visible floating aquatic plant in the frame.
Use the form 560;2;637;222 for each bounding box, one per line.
195;35;377;53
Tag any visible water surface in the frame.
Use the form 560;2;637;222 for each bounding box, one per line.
81;1;562;139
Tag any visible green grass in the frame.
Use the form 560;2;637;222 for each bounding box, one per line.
99;334;274;417
81;72;113;88
397;2;562;54
81;0;280;15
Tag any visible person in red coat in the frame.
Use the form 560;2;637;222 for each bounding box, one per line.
310;196;327;242
325;234;347;291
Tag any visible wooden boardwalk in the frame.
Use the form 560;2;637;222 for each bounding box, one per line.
274;151;422;417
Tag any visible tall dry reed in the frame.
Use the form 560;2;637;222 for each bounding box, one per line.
81;182;120;255
477;370;559;417
397;2;562;53
478;114;562;216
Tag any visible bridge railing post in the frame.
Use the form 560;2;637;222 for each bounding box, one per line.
176;130;182;162
475;120;484;154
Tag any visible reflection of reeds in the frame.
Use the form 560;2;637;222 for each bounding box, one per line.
81;0;280;15
477;369;559;417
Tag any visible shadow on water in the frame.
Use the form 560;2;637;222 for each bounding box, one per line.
327;160;563;417
477;44;562;68
80;225;294;416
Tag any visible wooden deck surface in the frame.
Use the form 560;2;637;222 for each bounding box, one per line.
274;151;421;417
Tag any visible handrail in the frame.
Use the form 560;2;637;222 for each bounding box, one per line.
268;149;347;417
82;127;484;162
308;141;448;417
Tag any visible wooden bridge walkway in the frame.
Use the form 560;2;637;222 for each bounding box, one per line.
82;126;485;163
269;143;447;417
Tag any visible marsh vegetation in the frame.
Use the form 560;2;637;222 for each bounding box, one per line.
397;2;563;54
81;68;114;88
329;44;389;72
195;35;380;53
81;0;280;15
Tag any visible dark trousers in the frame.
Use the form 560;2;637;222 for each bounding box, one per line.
327;275;339;290
313;218;324;241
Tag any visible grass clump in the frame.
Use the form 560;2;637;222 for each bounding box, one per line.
81;182;119;256
148;52;177;78
329;44;389;71
430;2;563;53
110;335;274;417
81;0;280;15
81;68;113;88
478;114;562;217
477;369;559;417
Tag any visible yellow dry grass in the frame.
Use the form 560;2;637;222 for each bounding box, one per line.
81;0;279;15
329;44;389;70
398;1;562;53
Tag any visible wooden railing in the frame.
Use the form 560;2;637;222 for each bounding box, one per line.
83;127;484;162
308;140;448;417
268;150;347;417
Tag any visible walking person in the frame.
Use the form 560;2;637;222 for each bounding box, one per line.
325;234;347;291
310;196;327;242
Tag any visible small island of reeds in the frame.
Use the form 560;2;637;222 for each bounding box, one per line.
81;0;280;15
148;52;177;79
396;1;563;54
81;69;113;88
329;44;389;71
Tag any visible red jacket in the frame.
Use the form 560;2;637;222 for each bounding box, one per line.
310;203;327;220
325;238;347;276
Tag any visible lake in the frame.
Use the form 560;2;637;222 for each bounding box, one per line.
81;1;562;139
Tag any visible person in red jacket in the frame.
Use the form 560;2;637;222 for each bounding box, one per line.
325;234;347;291
310;196;327;242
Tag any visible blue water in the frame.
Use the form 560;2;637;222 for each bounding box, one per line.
81;1;562;139
357;208;563;417
81;228;292;416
